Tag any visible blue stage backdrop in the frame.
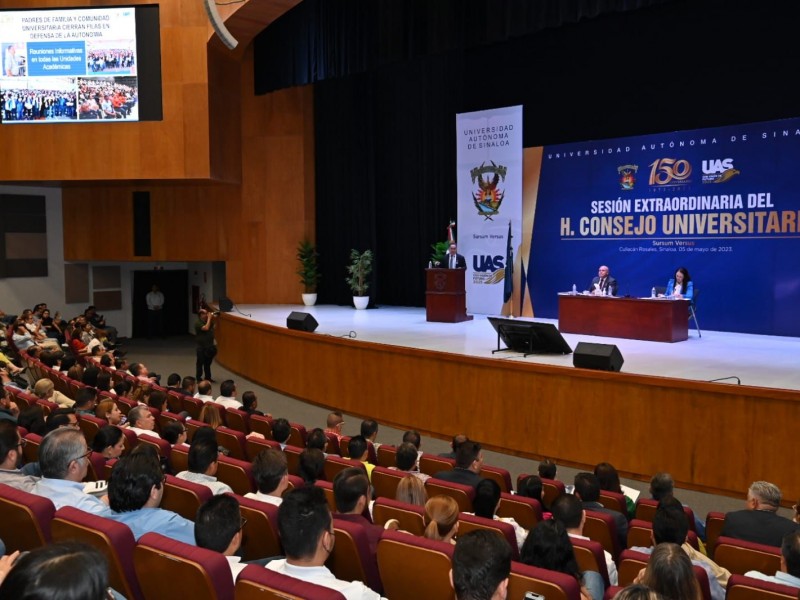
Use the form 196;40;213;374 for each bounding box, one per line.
525;117;800;336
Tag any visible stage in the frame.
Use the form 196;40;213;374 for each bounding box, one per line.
215;303;800;501
220;304;800;392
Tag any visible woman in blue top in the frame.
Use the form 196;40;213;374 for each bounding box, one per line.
666;267;693;300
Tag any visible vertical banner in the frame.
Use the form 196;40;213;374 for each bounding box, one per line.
456;105;523;315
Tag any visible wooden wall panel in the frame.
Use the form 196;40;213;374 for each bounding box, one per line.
215;314;800;502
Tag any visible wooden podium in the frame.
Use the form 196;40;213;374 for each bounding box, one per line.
425;268;473;323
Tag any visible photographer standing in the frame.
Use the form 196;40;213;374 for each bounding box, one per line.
195;308;217;382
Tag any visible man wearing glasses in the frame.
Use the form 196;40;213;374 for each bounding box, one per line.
31;428;110;514
0;421;39;492
268;486;384;599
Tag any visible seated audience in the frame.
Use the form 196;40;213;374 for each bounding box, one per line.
433;440;484;487
0;541;121;600
199;402;224;429
160;421;188;447
451;529;511;600
348;434;375;481
181;376;197;397
518;474;551;517
744;530;800;589
45;408;79;433
539;458;558;480
245;448;289;506
361;418;380;450
126;405;159;438
107;448;195;544
424;495;459;544
306;427;329;454
333;467;384;554
612;585;663;600
629;498;727;600
595;462;635;519
551;491;618;586
176;437;233;495
298;448;325;484
32;428;109;514
267;485;384;599
242;391;267;416
324;411;345;441
72;388;98;417
649;472;706;540
33;378;73;408
634;543;701;600
95;400;125;427
438;433;467;460
391;441;429;482
195;494;248;583
471;478;527;550
90;425;125;460
214;379;241;409
574;472;628;550
720;480;800;547
0;421;39;491
520;519;603;600
271;417;291;449
194;380;214;403
395;474;427;507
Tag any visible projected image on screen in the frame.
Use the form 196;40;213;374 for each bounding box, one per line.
2;77;77;122
0;6;140;124
77;76;137;120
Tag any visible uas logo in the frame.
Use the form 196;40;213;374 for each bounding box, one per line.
701;158;740;184
472;255;506;285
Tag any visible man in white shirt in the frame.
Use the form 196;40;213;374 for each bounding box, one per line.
195;494;248;583
32;428;110;515
127;406;161;439
176;438;233;496
214;379;241;410
550;490;618;586
745;531;800;589
145;284;165;338
245;448;288;506
194;379;215;403
267;486;385;599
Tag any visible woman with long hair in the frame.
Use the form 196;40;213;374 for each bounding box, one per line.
395;475;427;507
521;520;602;600
199;402;223;429
91;425;125;460
666;267;693;300
95;399;124;426
423;495;459;544
637;543;701;600
595;462;635;519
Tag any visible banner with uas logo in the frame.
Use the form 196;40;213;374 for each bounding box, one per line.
524;116;800;336
456;106;523;315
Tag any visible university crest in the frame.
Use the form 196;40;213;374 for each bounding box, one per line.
471;161;506;220
617;164;638;191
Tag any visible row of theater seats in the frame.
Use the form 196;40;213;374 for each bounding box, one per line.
11;353;796;598
1;475;795;600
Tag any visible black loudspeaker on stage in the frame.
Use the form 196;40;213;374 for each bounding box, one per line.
219;296;234;312
286;311;318;333
573;342;624;372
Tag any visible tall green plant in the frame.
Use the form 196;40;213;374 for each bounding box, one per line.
430;240;450;266
296;240;320;293
346;249;373;296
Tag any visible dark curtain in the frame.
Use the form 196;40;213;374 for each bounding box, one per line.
261;0;800;307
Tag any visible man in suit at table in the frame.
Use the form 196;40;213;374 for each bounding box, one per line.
442;242;467;269
589;265;618;296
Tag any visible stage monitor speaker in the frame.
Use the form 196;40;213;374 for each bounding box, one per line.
219;296;234;312
573;342;624;372
286;311;318;333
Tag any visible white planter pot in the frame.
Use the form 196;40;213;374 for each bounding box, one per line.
353;296;369;310
302;293;317;306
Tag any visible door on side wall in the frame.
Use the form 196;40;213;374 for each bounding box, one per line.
132;270;189;339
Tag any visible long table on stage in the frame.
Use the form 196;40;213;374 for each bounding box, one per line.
558;293;690;342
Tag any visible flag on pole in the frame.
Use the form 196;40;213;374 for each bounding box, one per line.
503;220;514;303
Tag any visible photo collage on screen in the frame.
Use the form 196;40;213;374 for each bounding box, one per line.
1;6;139;123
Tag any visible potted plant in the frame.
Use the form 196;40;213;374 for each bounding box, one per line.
346;249;373;309
430;240;450;267
296;240;320;306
